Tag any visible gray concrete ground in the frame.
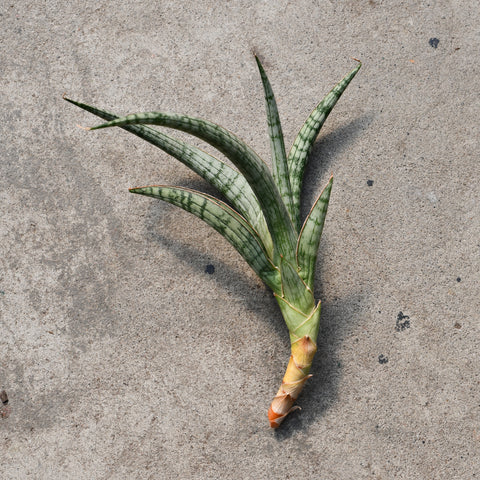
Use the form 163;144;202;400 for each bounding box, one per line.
1;1;479;478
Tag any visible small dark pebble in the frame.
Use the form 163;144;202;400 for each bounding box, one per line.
454;322;462;329
0;390;8;405
429;38;440;49
205;264;215;274
395;311;410;331
367;180;374;186
378;354;388;364
456;277;461;282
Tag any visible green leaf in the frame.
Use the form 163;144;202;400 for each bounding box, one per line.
130;185;281;292
255;56;294;222
296;176;333;288
288;61;361;230
278;255;314;315
275;295;321;341
88;111;298;262
64;97;274;257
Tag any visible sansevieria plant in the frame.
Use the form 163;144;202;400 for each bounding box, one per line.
65;56;360;428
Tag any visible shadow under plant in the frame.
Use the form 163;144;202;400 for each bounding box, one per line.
66;55;362;428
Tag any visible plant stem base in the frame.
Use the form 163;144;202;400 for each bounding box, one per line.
268;335;317;428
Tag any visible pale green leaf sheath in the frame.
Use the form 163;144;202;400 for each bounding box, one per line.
89;112;297;263
278;255;314;316
67;57;360;429
288;61;361;231
63;97;274;257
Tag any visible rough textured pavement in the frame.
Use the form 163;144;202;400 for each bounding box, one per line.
1;1;479;479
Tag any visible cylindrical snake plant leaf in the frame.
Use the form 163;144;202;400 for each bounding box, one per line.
130;185;281;292
63;97;274;257
296;176;333;289
89;112;298;263
288;61;361;231
254;56;295;223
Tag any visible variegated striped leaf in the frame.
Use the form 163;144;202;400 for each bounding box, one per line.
288;62;361;230
255;56;294;222
278;255;315;315
296;176;333;288
64;97;274;257
129;185;281;292
89;112;298;262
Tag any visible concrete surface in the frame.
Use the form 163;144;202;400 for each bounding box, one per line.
1;1;479;478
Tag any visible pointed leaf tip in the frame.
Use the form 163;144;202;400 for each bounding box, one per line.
82;110;298;260
296;177;333;288
255;55;294;223
288;62;361;231
65;98;275;256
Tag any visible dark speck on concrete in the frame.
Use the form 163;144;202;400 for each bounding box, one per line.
0;390;8;405
367;180;374;186
429;38;440;48
395;311;410;331
456;277;461;282
378;354;388;364
205;264;215;274
454;322;462;329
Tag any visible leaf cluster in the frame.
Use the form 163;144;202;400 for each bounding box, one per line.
65;57;360;305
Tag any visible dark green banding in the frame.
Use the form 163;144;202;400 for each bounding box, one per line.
255;56;294;223
288;62;361;231
64;97;274;257
296;177;333;289
130;185;281;292
89;111;298;263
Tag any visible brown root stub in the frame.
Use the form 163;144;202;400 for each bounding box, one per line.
268;335;317;428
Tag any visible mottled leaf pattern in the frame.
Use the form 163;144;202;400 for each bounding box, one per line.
63;97;274;257
296;177;333;288
66;57;360;329
288;62;361;230
255;56;294;222
67;57;361;429
130;185;281;292
90;112;297;262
